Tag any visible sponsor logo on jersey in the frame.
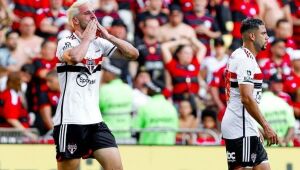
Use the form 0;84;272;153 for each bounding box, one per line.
76;72;96;87
67;144;77;154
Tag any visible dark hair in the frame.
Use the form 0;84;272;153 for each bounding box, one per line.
275;18;289;28
169;4;182;14
271;38;285;46
201;108;217;122
214;38;224;47
173;44;186;60
5;30;18;39
111;19;127;31
240;18;264;34
143;16;159;27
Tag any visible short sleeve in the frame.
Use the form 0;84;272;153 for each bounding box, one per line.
98;38;117;58
236;57;255;85
56;38;73;62
286;104;296;127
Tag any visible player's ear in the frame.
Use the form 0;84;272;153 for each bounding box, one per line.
249;32;255;41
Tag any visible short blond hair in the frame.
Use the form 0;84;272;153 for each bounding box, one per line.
67;0;88;28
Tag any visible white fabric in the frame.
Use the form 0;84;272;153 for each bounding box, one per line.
201;55;228;83
53;33;116;125
221;47;262;139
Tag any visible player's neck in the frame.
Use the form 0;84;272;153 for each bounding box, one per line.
242;43;258;56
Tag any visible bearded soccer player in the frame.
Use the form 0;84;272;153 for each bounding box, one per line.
221;18;278;170
53;1;138;170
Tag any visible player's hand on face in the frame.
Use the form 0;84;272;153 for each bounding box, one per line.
79;19;97;41
96;21;112;40
264;126;278;146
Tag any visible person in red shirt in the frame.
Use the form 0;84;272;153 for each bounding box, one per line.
161;36;206;102
0;72;37;140
184;0;221;56
227;0;259;52
31;40;57;134
33;70;60;136
209;65;226;121
35;0;67;40
257;19;296;65
260;38;292;80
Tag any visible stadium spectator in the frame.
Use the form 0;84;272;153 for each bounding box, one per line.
95;0;121;27
0;0;13;30
17;17;43;69
135;0;168;39
257;19;296;66
257;0;292;35
260;90;295;147
227;0;259;51
0;72;37;140
33;70;60;135
109;19;131;84
197;108;219;145
12;0;50;30
176;96;199;144
184;0;221;56
0;31;19;71
290;0;300;48
133;81;178;145
284;51;300;101
260;38;292;80
31;40;57;120
161;36;206;102
136;17;165;84
200;38;228;83
268;73;292;105
99;59;133;139
208;65;226;120
132;67;151;114
158;4;196;42
35;0;67;40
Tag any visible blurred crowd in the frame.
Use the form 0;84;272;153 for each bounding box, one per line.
0;0;300;146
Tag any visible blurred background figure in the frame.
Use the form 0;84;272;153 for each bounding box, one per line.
136;17;165;84
161;36;206;102
200;38;228;83
158;4;196;42
133;81;178;145
259;88;295;147
0;31;18;71
0;72;37;140
176;96;199;145
99;59;133;140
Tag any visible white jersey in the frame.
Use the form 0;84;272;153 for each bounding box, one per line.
221;47;263;139
53;33;117;126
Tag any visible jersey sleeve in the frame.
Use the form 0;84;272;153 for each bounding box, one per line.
56;38;74;62
235;56;255;85
98;38;117;58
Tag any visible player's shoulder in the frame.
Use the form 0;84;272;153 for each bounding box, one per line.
231;47;247;59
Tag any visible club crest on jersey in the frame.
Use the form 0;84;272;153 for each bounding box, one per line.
86;58;96;73
76;72;96;87
67;144;77;154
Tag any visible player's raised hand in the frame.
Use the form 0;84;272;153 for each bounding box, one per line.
76;19;97;41
264;126;278;146
96;21;112;40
